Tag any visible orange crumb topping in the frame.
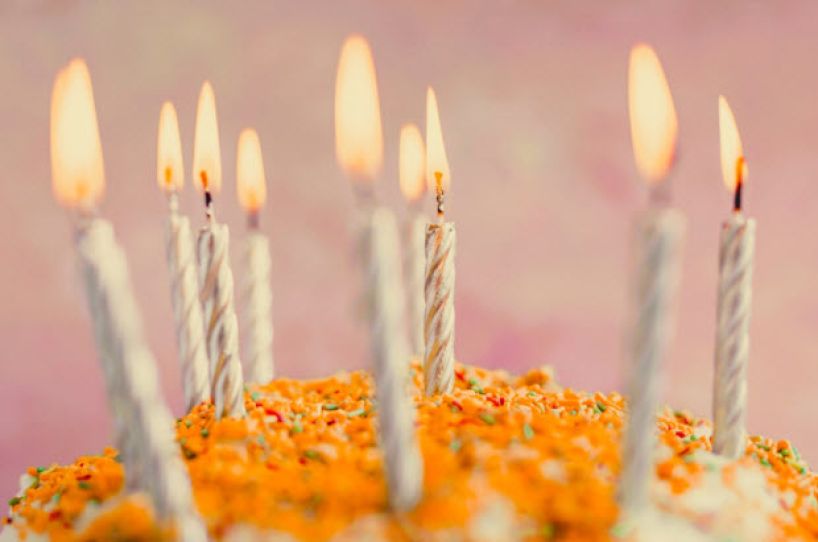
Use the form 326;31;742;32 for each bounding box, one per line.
3;363;817;541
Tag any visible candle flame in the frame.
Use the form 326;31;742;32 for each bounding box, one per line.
157;101;184;193
718;95;747;192
334;34;383;184
425;87;451;195
50;58;105;209
628;43;678;184
399;123;426;202
192;81;222;194
236;128;267;213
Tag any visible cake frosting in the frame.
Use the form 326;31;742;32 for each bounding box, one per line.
3;361;817;541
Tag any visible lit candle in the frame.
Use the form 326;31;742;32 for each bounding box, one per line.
399;123;427;359
192;81;245;419
712;96;755;459
156;101;210;412
335;34;422;511
423;87;456;396
236;128;274;383
618;44;685;514
50;59;206;540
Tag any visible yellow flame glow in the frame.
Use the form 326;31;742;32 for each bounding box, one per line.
157;101;184;193
236;128;267;213
718;95;747;192
192;81;222;193
50;59;105;209
425;87;451;195
334;34;383;183
628;43;678;184
399;123;426;202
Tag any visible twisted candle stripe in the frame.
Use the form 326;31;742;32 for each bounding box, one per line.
713;215;756;459
240;231;274;383
424;222;456;396
404;215;426;358
364;208;423;511
198;221;246;419
75;219;206;538
618;208;684;514
166;210;210;412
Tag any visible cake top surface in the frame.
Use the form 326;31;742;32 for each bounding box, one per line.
3;362;818;541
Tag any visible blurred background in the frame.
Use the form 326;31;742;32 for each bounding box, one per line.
2;1;818;499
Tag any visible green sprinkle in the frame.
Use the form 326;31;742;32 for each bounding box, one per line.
527;391;537;398
183;448;197;460
468;377;485;394
611;522;631;538
51;491;62;504
779;449;791;457
760;458;772;468
78;481;91;490
29;479;39;490
541;523;556;539
179;437;187;446
688;435;698;442
184;419;192;428
595;402;607;413
347;408;367;417
251;392;261;401
304;449;321;461
800;466;807;475
569;410;577;416
36;466;47;474
8;497;21;507
450;439;462;453
479;412;496;425
523;423;535;441
256;435;266;445
291;421;304;435
323;404;340;411
200;428;210;438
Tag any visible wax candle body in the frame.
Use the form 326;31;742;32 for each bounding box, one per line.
424;221;456;395
713;213;756;458
198;220;246;419
404;214;426;358
240;230;274;383
618;207;685;513
76;218;206;540
165;206;210;412
362;207;423;511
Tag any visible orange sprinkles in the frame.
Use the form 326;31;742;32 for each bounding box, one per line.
3;362;817;541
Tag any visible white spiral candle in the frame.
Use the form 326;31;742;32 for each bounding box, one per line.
618;207;685;513
198;216;246;419
423;221;456;396
713;214;755;458
76;218;206;539
404;214;426;359
165;201;210;412
363;207;423;511
240;230;274;383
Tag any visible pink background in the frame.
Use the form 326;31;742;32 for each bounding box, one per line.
2;2;818;499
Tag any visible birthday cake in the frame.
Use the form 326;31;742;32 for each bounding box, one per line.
2;361;817;542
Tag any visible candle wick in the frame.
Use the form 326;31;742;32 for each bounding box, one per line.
733;157;745;213
247;211;259;230
436;192;445;222
204;191;214;222
733;181;743;213
435;171;445;222
167;191;180;215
